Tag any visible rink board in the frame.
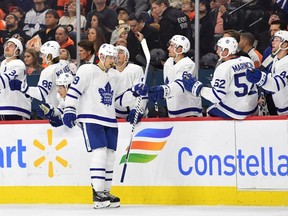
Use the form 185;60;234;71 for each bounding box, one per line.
0;117;287;205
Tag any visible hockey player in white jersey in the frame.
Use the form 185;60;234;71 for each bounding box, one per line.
37;73;75;127
115;45;148;123
148;35;202;117
182;37;258;119
9;41;73;109
0;38;31;120
246;30;288;115
62;43;147;209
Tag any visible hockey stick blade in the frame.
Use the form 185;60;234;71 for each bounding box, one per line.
120;39;151;183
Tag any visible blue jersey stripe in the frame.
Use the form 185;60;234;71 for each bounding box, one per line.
78;114;117;123
219;102;258;116
0;106;31;115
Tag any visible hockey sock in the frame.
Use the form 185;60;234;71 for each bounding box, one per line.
90;147;107;192
104;149;115;192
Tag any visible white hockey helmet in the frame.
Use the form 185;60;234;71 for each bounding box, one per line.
40;41;60;60
273;30;288;43
217;37;238;56
169;35;191;53
116;45;130;60
56;73;74;88
98;43;118;59
5;38;23;55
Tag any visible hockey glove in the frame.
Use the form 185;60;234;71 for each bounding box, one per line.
131;83;148;97
182;74;203;97
148;85;170;102
62;107;77;128
126;108;144;124
49;116;63;127
9;79;29;93
38;103;54;118
246;68;267;86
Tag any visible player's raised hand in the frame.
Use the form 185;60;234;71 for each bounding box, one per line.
182;73;203;97
246;68;267;86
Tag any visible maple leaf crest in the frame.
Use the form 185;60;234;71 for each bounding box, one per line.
98;82;114;106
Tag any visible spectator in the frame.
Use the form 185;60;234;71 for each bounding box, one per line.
181;0;195;21
209;0;245;41
110;6;130;45
10;6;25;29
87;26;106;57
150;0;192;53
32;9;60;45
246;30;288;116
149;35;202;118
56;0;87;17
24;48;43;75
115;37;127;47
127;12;160;64
191;0;214;58
1;38;31;120
23;0;49;37
126;0;150;17
59;0;87;31
0;13;30;57
256;13;287;54
77;39;98;65
85;0;117;42
55;26;77;60
182;37;258;119
239;32;262;68
59;48;77;75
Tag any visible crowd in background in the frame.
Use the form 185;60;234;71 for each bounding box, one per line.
0;0;287;120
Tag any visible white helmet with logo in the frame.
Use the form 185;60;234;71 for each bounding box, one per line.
56;73;74;89
217;37;238;56
98;43;118;59
40;41;60;60
170;35;191;54
5;38;23;56
116;45;130;60
273;30;288;43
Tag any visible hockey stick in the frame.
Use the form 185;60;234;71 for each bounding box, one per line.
120;39;151;183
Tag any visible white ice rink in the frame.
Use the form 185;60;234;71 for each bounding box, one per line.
0;205;287;216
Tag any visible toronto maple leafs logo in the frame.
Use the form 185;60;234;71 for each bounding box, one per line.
98;82;114;106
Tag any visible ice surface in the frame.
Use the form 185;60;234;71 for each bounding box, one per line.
0;205;287;216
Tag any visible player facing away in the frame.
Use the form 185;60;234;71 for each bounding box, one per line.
0;38;31;120
9;41;73;109
148;35;202;117
246;30;288;115
115;45;148;123
183;37;259;119
62;43;147;209
37;73;75;127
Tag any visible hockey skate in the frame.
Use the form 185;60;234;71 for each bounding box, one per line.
104;191;120;208
93;190;110;209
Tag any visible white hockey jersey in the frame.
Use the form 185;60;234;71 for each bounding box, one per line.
26;60;73;108
114;63;146;118
65;64;134;128
0;59;31;118
23;8;49;37
163;56;202;117
201;56;258;119
260;55;288;115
